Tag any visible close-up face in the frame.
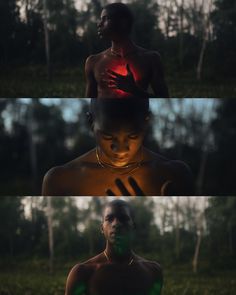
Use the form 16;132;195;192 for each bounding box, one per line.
101;204;134;250
93;116;146;167
97;9;114;39
97;9;125;39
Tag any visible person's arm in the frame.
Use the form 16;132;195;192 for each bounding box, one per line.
65;264;87;295
85;55;98;98
149;52;169;98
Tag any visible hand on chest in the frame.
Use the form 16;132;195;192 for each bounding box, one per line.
97;57;149;84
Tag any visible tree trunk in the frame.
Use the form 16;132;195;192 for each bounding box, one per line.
179;0;185;69
27;100;38;194
175;199;180;260
196;149;208;195
43;0;51;80
196;0;213;80
192;228;202;273
196;36;207;80
47;197;54;273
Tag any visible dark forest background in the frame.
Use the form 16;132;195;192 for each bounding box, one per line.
0;197;236;295
0;0;236;97
1;98;236;196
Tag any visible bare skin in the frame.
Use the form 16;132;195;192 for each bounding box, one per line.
42;99;193;196
42;147;193;196
65;202;163;295
65;252;162;295
85;8;169;98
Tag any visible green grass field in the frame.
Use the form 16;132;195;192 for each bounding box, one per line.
0;66;235;98
0;262;235;295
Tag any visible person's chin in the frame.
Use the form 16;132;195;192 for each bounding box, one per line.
111;159;130;167
97;31;107;39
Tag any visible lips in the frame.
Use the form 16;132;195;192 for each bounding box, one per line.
112;155;130;162
111;231;122;237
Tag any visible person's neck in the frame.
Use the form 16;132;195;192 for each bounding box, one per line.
111;38;137;58
104;242;133;263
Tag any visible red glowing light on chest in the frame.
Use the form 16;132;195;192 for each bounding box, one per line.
112;65;128;76
108;61;140;97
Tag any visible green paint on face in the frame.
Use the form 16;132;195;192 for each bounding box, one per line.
73;283;86;295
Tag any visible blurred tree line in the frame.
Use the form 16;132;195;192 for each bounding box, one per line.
0;98;236;195
0;0;235;80
0;197;236;273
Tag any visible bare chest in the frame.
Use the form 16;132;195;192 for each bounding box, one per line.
94;55;151;95
88;264;154;295
64;164;168;196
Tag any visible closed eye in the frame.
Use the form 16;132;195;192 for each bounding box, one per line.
101;132;113;140
128;134;139;139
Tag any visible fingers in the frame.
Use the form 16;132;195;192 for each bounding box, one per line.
106;177;144;196
126;63;131;74
106;69;121;78
115;178;131;196
101;79;118;88
106;189;116;196
128;177;145;196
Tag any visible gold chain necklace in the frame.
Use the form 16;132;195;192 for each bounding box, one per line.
104;250;134;265
96;147;143;175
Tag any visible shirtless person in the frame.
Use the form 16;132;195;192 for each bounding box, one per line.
85;2;169;98
42;99;194;196
65;199;163;295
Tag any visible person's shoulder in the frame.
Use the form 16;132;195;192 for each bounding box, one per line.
137;46;161;59
42;164;68;195
42;149;95;195
136;255;162;273
148;149;191;176
68;262;89;278
83;252;105;265
85;49;110;64
168;159;192;178
65;262;92;295
146;149;194;194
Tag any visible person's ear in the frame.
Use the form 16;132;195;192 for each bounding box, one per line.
86;112;94;130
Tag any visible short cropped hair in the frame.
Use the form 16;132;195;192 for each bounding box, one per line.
90;98;149;125
103;2;134;33
103;199;135;224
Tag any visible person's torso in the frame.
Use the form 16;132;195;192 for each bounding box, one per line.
61;157;173;196
93;51;152;98
88;262;159;295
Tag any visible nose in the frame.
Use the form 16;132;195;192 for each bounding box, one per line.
111;140;129;154
97;20;102;28
112;217;121;228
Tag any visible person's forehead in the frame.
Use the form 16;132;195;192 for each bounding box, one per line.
95;116;144;133
101;9;112;18
104;204;131;217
